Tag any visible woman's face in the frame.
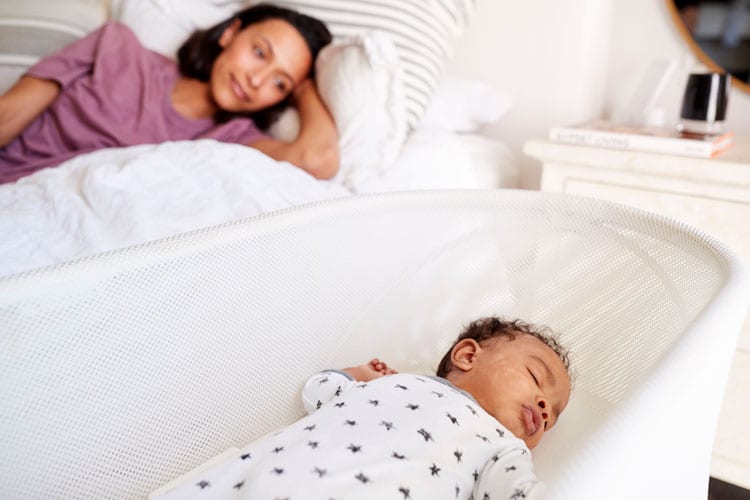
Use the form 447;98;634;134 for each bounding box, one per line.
210;18;312;112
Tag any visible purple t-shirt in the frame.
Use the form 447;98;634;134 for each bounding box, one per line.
0;22;267;184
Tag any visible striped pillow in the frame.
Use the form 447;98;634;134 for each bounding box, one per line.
251;0;476;131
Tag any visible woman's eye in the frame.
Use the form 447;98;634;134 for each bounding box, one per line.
274;79;287;92
254;46;265;59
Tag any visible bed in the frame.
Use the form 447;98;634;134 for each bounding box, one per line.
0;0;519;277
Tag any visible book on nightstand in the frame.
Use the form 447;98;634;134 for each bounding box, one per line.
548;120;734;158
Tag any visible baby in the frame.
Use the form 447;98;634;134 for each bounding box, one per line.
154;317;571;499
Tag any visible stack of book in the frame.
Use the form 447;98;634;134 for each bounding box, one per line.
548;120;733;158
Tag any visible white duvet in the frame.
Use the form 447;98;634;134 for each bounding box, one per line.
0;140;351;277
0;132;517;278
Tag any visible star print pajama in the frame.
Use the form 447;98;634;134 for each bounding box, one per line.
154;372;546;500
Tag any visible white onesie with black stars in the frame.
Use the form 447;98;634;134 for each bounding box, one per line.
154;371;546;500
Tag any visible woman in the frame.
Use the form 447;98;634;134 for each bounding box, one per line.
0;4;338;184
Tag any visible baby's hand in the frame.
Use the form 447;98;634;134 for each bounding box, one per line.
344;358;398;381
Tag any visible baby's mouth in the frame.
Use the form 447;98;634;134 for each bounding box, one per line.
522;405;541;436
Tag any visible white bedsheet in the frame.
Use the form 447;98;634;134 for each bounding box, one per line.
0;134;517;277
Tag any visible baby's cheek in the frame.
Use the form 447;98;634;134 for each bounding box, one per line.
494;408;522;437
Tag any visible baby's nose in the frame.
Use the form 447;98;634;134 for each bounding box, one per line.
538;398;550;423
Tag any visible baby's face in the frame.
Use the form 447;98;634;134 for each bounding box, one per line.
447;334;571;449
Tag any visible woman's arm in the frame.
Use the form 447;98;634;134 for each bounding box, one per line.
0;76;60;147
250;79;339;180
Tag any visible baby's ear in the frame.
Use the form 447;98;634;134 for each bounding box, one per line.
450;338;480;372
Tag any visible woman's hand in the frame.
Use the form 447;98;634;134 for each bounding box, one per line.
344;358;398;382
292;77;315;103
250;77;339;179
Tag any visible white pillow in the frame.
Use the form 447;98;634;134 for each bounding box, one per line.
269;32;407;190
110;0;245;58
250;0;476;131
419;78;515;133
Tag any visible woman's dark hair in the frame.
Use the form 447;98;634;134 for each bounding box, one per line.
436;317;572;382
177;3;332;129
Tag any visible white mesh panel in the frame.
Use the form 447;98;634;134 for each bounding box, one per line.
0;190;747;499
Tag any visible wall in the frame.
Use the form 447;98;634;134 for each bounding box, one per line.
448;0;750;189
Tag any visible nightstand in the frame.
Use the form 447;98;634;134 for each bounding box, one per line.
524;136;750;489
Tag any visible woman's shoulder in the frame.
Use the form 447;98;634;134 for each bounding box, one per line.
95;21;142;45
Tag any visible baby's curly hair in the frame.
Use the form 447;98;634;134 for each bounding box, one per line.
436;317;572;381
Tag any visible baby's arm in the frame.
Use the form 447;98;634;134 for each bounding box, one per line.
343;358;397;381
301;359;397;414
301;370;357;414
474;446;547;500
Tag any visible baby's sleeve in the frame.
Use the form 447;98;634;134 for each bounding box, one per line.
301;370;357;414
473;446;547;500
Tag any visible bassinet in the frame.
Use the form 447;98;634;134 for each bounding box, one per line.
1;190;747;499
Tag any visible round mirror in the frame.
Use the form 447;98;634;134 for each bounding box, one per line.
666;0;750;93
